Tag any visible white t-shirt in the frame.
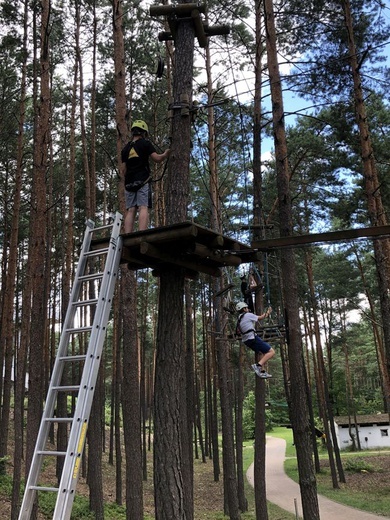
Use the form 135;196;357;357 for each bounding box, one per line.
238;312;258;342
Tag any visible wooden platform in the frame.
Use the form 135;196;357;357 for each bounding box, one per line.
92;221;260;278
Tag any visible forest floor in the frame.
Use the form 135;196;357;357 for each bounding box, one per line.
1;433;390;519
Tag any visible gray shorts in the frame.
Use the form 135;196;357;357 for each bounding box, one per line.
125;183;152;209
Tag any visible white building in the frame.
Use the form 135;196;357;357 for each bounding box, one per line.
334;414;390;450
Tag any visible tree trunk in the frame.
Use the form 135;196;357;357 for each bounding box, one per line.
84;0;104;510
235;344;247;513
10;1;29;515
25;4;51;520
252;1;269;516
195;368;206;463
354;248;390;412
185;282;195;519
112;295;123;505
306;252;339;489
263;0;320;518
342;0;390;406
56;20;78;486
122;271;143;520
153;5;194;519
154;271;189;519
88;366;104;520
112;0;144;517
205;33;240;518
210;335;221;481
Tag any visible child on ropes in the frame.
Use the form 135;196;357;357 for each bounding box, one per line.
236;301;275;379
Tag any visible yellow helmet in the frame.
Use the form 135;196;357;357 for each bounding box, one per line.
131;120;148;134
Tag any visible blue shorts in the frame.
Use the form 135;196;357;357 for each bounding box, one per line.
244;335;271;354
125;183;152;209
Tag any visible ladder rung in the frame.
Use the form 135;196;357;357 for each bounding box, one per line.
45;417;73;423
89;223;113;233
78;272;104;282
52;385;80;392
72;298;98;307
66;326;92;334
58;354;87;362
37;450;67;457
83;248;108;257
29;486;59;492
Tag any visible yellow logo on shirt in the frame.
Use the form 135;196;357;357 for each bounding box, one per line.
128;147;139;159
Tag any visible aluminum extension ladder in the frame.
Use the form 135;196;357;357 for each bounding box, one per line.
18;212;123;520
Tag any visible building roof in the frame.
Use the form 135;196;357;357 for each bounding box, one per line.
334;414;390;426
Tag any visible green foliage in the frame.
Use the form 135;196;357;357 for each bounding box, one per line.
242;391;277;439
38;491;96;519
242;391;256;439
0;473;13;496
278;0;390;101
344;457;375;473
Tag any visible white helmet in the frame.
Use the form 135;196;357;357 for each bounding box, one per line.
236;301;248;312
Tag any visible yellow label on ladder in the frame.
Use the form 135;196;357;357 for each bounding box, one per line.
72;422;88;480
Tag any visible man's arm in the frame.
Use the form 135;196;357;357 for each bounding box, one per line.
257;307;272;321
150;149;170;163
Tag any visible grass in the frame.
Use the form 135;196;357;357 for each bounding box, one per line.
0;439;295;520
270;426;390;518
5;425;388;519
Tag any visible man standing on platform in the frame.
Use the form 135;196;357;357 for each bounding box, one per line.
122;120;170;233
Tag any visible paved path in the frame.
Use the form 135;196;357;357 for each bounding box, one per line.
246;435;389;519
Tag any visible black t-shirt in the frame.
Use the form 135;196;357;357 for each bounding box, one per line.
121;138;157;184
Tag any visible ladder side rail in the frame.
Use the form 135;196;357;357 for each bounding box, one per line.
18;220;96;520
54;217;123;519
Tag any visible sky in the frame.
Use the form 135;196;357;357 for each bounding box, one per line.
216;0;390;157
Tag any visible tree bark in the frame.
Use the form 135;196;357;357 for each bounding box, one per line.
342;0;390;406
112;0;144;517
25;4;51;519
305;251;345;485
185;282;195;519
354;248;390;412
122;271;143;520
10;1;29;516
252;0;269;517
154;271;189;519
235;344;247;513
153;6;194;518
263;0;320;518
205;31;240;518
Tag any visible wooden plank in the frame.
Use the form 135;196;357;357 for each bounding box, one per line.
192;10;207;48
121;223;198;248
151;268;199;281
140;242;221;277
251;225;390;251
187;243;242;266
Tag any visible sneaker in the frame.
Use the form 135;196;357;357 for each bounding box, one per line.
251;364;262;377
258;370;272;379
